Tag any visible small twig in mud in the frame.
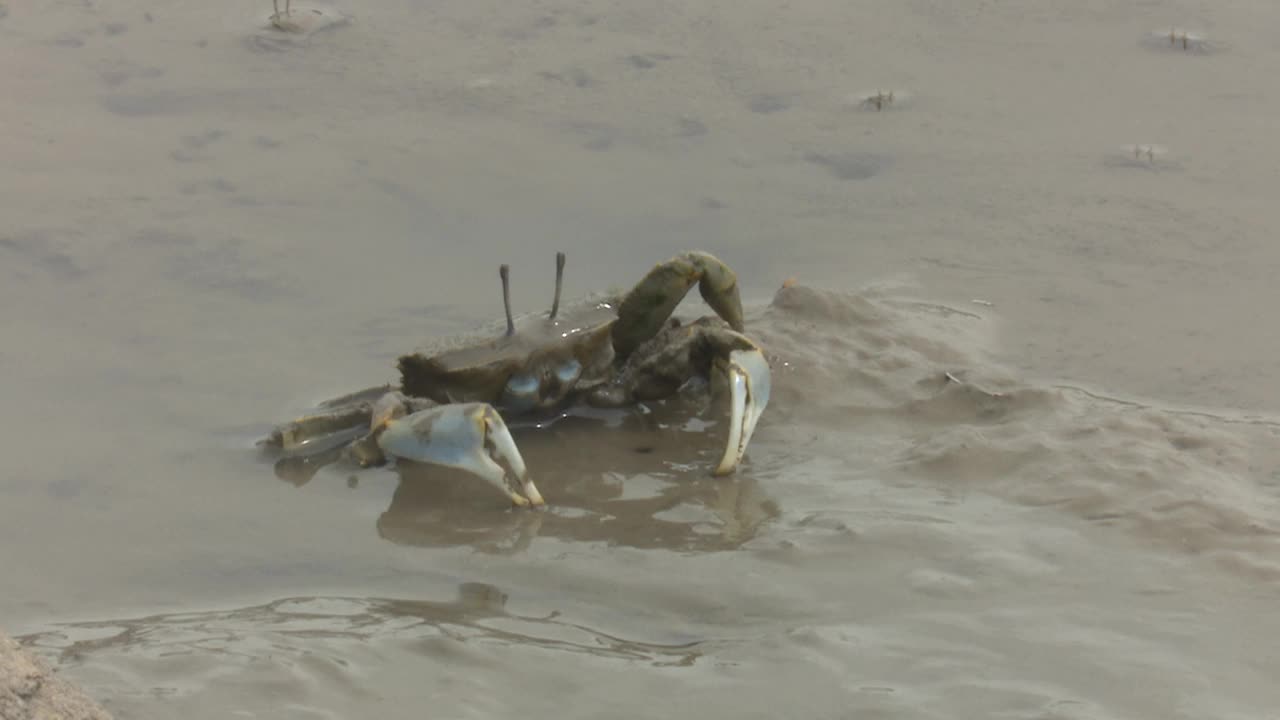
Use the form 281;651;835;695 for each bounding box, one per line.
861;90;895;111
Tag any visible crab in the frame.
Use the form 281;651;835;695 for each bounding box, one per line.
260;251;772;508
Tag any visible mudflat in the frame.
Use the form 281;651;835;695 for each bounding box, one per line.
3;1;1278;718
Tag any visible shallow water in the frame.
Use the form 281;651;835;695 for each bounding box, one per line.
4;1;1280;718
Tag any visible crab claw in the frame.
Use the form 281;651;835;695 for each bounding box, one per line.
377;402;545;507
714;348;771;475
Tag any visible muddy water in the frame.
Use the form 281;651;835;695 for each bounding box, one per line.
4;0;1280;717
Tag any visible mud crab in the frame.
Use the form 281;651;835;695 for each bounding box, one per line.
260;251;772;508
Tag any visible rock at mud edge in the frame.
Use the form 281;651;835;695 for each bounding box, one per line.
1;631;112;720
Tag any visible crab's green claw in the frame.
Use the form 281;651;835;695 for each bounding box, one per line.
377;402;545;507
614;251;744;359
714;348;771;476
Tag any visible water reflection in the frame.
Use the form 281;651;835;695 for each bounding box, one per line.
272;402;780;554
20;582;702;669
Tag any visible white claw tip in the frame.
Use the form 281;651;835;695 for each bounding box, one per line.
522;480;546;507
715;348;771;475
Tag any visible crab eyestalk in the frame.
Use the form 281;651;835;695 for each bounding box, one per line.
714;347;771;475
377;402;545;507
499;264;516;336
550;251;566;320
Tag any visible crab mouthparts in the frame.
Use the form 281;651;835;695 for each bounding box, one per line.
714;349;771;476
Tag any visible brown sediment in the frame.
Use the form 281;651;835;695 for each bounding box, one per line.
1;631;112;720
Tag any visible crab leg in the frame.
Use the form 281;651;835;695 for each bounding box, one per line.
714;347;772;475
317;384;396;409
264;403;373;455
377;402;545;507
263;390;434;463
613;251;745;360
